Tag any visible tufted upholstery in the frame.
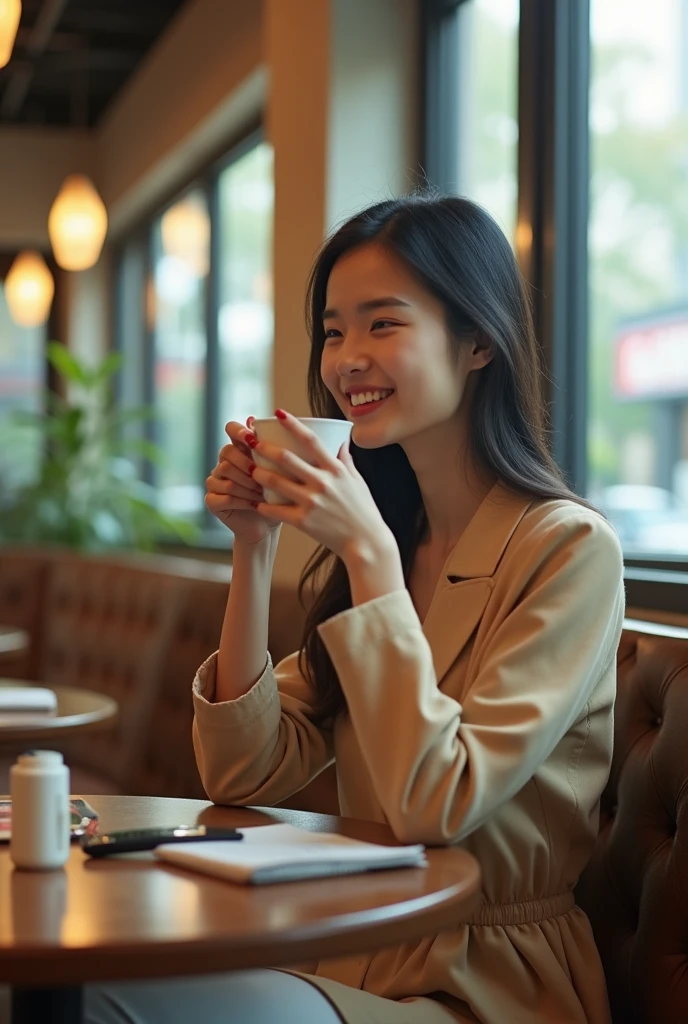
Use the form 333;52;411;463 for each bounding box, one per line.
576;624;688;1024
41;557;186;792
138;576;227;799
0;547;231;795
0;547;49;680
0;545;339;807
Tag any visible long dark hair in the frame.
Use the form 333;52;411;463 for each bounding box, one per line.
297;193;602;725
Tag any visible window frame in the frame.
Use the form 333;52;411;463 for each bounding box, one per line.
113;125;268;547
422;0;688;616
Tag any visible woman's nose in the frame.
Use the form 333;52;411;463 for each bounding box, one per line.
335;336;372;375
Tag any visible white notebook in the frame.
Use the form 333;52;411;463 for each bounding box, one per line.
0;686;57;726
154;823;427;884
0;686;57;712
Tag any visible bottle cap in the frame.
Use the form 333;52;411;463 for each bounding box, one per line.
17;751;64;766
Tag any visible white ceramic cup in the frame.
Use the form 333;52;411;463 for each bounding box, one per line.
251;417;353;504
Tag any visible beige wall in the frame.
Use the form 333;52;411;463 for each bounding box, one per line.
327;0;419;231
0;128;94;248
264;0;330;584
98;0;264;237
266;0;419;585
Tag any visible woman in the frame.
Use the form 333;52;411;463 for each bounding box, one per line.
87;194;624;1024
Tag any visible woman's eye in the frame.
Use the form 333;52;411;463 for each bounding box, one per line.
371;319;397;331
324;328;342;339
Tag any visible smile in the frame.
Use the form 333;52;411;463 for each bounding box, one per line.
348;389;395;418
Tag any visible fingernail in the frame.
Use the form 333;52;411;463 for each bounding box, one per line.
245;433;258;448
248;463;256;475
251;500;260;508
275;409;287;420
247;415;255;427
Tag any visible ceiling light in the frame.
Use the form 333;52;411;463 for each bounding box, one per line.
160;195;210;278
48;174;108;271
4;251;55;328
0;0;21;70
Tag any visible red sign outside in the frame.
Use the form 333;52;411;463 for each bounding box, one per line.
615;315;688;399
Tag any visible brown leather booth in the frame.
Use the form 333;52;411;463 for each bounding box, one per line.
0;545;321;802
576;621;688;1024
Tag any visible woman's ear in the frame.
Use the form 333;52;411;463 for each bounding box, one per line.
471;331;494;369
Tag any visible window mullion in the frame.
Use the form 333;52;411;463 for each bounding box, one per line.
516;0;590;495
204;174;221;493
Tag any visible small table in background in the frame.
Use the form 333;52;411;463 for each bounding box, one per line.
0;682;118;747
0;795;482;1024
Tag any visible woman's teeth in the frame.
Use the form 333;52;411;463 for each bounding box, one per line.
350;389;394;407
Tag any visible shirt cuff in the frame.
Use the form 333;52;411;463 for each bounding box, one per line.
192;650;280;732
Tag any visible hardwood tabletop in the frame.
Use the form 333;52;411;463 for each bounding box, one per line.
0;682;118;743
0;626;29;659
0;795;482;988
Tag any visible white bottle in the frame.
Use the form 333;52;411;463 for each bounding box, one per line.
10;751;70;870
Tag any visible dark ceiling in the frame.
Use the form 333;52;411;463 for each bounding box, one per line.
0;0;188;127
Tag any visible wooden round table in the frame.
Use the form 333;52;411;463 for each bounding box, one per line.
0;795;481;1024
0;682;118;747
0;627;29;662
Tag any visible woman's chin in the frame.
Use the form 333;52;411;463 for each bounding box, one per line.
351;424;396;449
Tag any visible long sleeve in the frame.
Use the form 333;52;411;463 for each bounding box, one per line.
192;649;334;806
317;510;625;846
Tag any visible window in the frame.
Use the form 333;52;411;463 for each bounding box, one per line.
426;0;520;240
115;133;274;538
587;0;688;559
0;282;45;491
151;189;209;520
217;142;274;439
425;0;688;612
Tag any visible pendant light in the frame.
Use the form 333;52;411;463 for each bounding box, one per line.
160;194;210;278
0;0;21;69
4;251;55;328
48;174;108;271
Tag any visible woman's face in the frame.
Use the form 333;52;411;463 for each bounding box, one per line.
320;243;491;450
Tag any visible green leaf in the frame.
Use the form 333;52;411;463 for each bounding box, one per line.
47;342;89;385
120;438;165;464
87;351;124;385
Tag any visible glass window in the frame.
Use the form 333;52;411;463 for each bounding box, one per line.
456;0;520;239
150;188;210;521
0;284;44;491
588;0;688;558
217;142;274;441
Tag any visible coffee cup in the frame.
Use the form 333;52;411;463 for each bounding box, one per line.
251;417;353;504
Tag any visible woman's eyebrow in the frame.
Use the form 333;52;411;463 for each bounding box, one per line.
322;296;411;321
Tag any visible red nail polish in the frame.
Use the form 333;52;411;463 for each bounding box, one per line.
275;409;287;420
248;463;256;475
246;433;258;448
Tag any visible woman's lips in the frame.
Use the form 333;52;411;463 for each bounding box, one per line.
348;393;393;418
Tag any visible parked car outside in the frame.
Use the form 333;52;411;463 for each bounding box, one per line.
590;485;688;555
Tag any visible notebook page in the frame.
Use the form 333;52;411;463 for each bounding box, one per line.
154;823;427;884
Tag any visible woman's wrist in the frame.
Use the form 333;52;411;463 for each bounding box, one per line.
342;532;406;607
233;528;281;560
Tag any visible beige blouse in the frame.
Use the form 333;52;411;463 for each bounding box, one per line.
192;481;625;1024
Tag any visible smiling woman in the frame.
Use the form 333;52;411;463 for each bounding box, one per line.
99;193;626;1024
300;193;604;723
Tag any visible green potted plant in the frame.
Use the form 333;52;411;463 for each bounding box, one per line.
0;342;198;551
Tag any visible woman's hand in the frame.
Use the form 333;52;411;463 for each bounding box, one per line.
205;418;282;546
249;411;397;565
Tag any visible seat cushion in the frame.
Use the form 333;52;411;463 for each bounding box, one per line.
576;628;688;1023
